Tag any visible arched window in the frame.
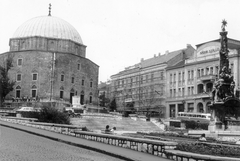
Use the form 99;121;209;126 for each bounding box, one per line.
89;92;93;104
206;83;213;92
80;90;85;105
206;102;211;113
197;102;204;113
31;85;37;98
16;86;21;98
90;79;93;88
197;84;204;94
60;86;64;99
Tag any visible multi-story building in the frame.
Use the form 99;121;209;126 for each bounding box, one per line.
0;11;99;108
110;44;195;116
166;38;240;118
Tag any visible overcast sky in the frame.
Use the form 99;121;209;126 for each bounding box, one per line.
1;0;240;83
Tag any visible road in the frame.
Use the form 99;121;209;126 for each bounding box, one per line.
0;126;125;161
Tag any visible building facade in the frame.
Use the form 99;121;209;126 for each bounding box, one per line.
0;14;99;108
110;45;194;116
166;38;240;118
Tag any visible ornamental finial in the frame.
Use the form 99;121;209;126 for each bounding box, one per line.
48;3;52;16
221;19;227;32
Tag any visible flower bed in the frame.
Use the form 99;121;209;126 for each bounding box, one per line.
176;142;240;158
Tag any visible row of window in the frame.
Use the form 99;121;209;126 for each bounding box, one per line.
17;58;82;71
15;85;93;103
17;73;37;81
115;75;164;88
170;82;214;98
169;64;234;83
61;74;93;87
16;73;94;88
15;85;37;98
169;86;194;98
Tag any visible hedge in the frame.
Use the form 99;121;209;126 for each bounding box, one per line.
182;120;209;130
176;142;240;157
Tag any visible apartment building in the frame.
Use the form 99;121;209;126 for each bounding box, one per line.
110;44;195;117
166;38;240;118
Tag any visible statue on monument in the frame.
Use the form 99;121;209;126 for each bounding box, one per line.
209;20;240;131
212;19;235;103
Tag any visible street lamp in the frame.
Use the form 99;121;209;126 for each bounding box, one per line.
155;90;163;120
138;67;141;114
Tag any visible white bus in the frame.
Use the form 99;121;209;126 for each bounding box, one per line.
177;112;212;123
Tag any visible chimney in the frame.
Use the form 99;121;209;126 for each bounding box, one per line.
165;50;169;55
187;44;191;48
154;54;156;58
141;58;144;62
158;53;161;56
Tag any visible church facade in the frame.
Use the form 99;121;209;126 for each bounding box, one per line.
0;13;99;108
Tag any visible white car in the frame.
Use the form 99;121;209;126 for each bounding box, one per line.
16;107;38;112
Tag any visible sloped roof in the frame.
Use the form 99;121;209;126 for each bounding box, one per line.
138;49;184;68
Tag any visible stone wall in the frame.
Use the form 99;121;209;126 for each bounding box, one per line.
0;49;99;106
9;37;86;57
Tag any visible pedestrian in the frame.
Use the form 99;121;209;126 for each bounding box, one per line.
111;127;116;132
105;125;110;132
236;139;240;145
199;133;206;141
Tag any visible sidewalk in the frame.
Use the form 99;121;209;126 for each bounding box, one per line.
0;120;170;161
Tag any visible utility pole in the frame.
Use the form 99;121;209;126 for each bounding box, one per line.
138;67;141;114
155;90;162;120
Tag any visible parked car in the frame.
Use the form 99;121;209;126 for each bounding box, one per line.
63;107;81;118
16;107;40;112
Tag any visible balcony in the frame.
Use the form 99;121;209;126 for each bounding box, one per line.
167;92;212;101
195;92;212;99
198;74;216;82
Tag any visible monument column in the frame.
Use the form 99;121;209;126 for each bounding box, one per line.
209;20;240;131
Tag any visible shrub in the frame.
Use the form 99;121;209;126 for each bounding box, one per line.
182;120;209;130
176;142;240;157
38;106;70;124
19;111;39;118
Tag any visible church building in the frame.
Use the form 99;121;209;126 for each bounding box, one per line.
0;7;99;108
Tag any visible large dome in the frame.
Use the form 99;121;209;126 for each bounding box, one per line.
12;16;83;44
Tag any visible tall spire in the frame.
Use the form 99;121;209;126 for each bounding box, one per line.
48;3;52;16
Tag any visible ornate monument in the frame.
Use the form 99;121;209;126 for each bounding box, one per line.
209;20;240;130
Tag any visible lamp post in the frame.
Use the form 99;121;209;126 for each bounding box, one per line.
155;90;162;120
138;67;141;114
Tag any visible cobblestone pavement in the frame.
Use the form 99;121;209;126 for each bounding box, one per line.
0;126;126;161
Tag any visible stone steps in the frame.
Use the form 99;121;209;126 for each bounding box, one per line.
71;117;162;132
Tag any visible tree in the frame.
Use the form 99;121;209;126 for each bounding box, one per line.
99;91;110;107
0;56;15;106
139;85;158;110
109;98;117;112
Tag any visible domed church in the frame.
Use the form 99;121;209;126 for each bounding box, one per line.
0;6;99;108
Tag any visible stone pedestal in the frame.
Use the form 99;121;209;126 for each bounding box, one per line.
208;120;225;132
